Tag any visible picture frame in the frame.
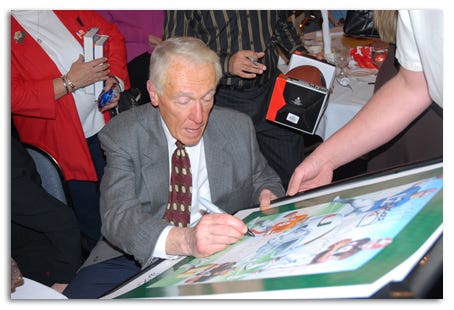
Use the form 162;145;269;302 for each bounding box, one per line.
104;160;443;299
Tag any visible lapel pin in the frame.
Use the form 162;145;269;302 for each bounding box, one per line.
14;31;26;43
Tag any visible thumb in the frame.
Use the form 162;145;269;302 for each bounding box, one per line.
286;174;300;196
259;189;274;210
256;51;266;59
259;200;270;211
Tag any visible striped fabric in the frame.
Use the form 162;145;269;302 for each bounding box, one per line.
163;10;303;90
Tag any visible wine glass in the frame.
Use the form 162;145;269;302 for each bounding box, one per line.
334;48;352;89
335;48;350;79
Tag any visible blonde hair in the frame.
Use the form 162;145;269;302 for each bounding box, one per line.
373;10;398;44
149;37;223;95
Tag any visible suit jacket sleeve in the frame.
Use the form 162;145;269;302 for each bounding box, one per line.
163;10;194;39
98;107;170;267
274;11;304;57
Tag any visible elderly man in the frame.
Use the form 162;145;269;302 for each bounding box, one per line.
63;36;284;299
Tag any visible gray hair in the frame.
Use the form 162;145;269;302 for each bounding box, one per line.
149;36;222;95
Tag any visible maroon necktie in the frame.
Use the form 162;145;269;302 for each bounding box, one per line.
163;141;192;227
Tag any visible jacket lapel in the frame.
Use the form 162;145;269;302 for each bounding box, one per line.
137;106;170;204
204;114;234;203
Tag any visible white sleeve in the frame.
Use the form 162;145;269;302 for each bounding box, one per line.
395;10;423;72
395;10;443;106
152;225;181;260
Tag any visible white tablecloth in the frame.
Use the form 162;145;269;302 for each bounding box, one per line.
315;75;375;140
11;277;67;299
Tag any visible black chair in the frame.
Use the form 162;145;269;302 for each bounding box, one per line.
24;144;73;208
24;144;92;259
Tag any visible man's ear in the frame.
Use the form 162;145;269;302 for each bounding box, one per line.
147;80;159;107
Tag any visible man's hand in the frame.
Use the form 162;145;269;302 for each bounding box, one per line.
167;213;248;258
148;34;162;48
258;189;278;211
228;50;266;79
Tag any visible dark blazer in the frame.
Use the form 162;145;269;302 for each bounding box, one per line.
84;104;285;268
11;125;81;285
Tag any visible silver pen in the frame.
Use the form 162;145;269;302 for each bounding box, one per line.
247;56;259;66
199;197;255;237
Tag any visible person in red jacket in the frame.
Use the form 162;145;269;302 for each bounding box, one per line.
11;10;130;252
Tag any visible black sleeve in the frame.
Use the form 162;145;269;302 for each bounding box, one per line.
274;11;307;59
163;10;194;39
11;127;81;284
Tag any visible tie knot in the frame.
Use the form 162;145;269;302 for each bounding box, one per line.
175;140;184;149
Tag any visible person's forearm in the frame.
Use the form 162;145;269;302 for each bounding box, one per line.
166;227;192;256
312;68;432;171
53;76;73;100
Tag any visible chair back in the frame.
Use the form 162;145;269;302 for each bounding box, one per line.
24;145;72;208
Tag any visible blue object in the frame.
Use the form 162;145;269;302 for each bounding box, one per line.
97;84;119;109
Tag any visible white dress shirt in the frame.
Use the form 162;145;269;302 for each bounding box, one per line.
153;117;212;259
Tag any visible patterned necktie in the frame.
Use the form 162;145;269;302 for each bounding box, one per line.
164;141;192;227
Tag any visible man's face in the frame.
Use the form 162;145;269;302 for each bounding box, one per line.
148;56;217;146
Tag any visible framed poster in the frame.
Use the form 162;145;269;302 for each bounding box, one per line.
107;160;443;299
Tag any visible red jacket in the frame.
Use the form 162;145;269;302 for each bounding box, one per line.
11;10;130;181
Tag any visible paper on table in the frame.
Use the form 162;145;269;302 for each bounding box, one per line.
11;277;67;299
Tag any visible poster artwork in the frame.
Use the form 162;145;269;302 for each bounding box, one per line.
147;174;442;288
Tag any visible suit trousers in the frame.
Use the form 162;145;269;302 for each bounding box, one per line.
67;134;104;252
63;255;141;299
215;77;305;189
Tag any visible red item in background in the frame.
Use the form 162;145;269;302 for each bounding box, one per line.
371;48;388;68
350;46;378;69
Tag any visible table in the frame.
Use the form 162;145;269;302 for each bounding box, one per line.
300;27;380;140
315;72;375;140
10;277;67;299
301;26;377;53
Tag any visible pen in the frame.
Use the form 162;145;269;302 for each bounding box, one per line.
199;197;255;237
247;56;259;66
